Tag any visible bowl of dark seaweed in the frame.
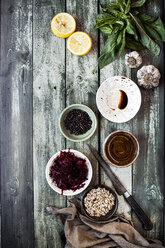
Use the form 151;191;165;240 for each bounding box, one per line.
59;104;97;142
45;149;93;196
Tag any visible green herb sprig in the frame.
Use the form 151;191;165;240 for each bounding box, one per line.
94;0;165;69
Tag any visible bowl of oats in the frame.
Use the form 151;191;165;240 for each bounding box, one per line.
81;185;118;221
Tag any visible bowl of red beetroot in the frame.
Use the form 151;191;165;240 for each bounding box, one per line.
45;149;93;196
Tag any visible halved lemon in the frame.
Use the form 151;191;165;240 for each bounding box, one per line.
67;32;92;56
51;13;76;38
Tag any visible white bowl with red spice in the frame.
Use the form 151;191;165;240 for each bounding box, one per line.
45;149;93;196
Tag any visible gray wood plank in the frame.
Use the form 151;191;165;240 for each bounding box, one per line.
33;1;66;247
132;0;164;242
99;0;132;219
0;0;34;247
65;0;99;190
0;3;1;247
164;4;165;244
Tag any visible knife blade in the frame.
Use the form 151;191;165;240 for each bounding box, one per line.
88;144;153;231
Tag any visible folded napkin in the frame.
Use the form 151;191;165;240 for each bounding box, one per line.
47;198;164;248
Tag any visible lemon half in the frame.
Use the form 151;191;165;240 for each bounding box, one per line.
67;32;92;56
51;13;76;38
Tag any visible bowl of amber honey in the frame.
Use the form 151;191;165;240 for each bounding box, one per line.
104;130;140;167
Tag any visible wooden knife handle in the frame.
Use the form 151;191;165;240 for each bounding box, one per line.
125;195;153;230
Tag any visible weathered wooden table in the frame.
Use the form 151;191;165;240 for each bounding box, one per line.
0;0;164;247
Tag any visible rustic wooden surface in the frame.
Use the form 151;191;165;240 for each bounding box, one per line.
0;0;164;247
0;0;33;247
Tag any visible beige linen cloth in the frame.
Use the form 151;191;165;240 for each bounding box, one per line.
47;198;164;248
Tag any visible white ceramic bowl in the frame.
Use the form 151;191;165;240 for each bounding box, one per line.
96;76;141;123
45;149;93;196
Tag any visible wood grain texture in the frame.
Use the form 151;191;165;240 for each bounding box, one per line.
0;0;164;247
99;0;132;220
132;0;164;241
0;0;34;247
65;0;99;190
33;1;66;247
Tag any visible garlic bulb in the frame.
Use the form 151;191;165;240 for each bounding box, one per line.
125;51;142;68
137;65;161;89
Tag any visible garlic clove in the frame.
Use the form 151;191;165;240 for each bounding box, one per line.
132;51;140;59
125;51;142;68
137;65;161;89
147;65;155;74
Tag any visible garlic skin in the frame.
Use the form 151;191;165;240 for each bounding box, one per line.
137;65;161;89
125;51;142;68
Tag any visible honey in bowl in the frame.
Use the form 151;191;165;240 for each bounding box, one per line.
104;130;139;167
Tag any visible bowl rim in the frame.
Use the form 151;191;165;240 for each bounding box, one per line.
81;184;118;221
59;104;97;142
45;149;93;196
103;130;140;168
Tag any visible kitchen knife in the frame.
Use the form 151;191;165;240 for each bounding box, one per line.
88;144;153;231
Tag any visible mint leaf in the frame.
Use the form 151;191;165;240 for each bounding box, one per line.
98;31;120;68
131;10;139;15
108;2;120;9
98;29;126;69
139;15;165;41
125;0;131;14
100;26;113;34
115;29;126;60
104;8;123;18
116;0;125;12
113;23;124;33
101;5;122;17
139;13;156;23
131;0;147;8
95;13;113;21
130;13;160;56
94;14;119;29
126;19;138;40
143;24;162;41
150;17;165;41
126;37;145;50
117;29;126;54
94;1;164;68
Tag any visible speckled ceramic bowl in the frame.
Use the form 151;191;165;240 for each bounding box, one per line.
59;104;97;142
96;76;141;123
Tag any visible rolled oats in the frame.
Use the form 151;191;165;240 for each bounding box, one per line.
84;187;115;217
